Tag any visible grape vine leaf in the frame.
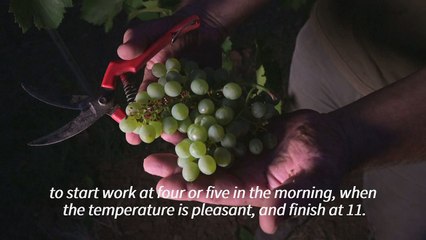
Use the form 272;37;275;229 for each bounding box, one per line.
9;0;73;33
81;0;125;32
125;0;173;21
256;65;267;86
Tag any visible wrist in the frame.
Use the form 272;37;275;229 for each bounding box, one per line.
174;3;228;44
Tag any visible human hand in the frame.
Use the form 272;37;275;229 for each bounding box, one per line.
143;110;352;234
118;10;226;145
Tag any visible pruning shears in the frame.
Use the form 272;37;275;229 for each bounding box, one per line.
24;15;200;146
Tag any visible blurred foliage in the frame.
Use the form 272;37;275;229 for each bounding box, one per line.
9;0;180;33
9;0;308;32
9;0;72;33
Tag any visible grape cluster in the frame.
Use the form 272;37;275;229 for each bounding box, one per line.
119;58;279;182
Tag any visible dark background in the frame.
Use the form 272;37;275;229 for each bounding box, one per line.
1;1;369;239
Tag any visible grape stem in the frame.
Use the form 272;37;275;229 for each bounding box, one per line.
243;83;280;104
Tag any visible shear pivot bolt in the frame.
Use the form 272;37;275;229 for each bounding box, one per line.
98;96;108;105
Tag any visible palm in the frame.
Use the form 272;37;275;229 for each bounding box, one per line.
143;110;350;233
145;110;348;200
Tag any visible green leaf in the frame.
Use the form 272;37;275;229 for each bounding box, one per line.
81;0;125;32
256;65;267;86
142;0;159;9
221;37;232;54
136;12;161;21
9;0;73;33
124;0;145;9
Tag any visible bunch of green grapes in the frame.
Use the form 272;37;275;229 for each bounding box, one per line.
119;58;279;182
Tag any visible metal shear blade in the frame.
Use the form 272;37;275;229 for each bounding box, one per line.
22;83;89;111
28;98;115;146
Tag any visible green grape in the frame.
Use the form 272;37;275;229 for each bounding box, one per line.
125;102;143;118
190;109;201;122
147;82;165;99
215;106;234;125
179;75;188;84
198;155;217;175
171;103;189;121
132;121;144;134
194;115;203;125
221;98;240;109
199;115;216;129
175;138;192;158
234;142;247;157
262;132;277;149
214;147;233;167
221;133;237;148
182;161;200;182
187;124;197;135
165;58;181;72
251;102;267;119
178;118;192;133
222;82;242;100
152;63;167;78
166;71;182;82
208;124;225;142
158;77;167;86
177;156;195;168
135;91;150;104
149;121;163;138
187;124;208;142
226;120;249;137
263;103;278;119
164;80;182;97
189;141;207;158
183;60;199;75
139;125;156;143
162;116;178;134
189;69;207;80
249;138;263;155
190;78;209;95
198;98;215;114
119;117;138;133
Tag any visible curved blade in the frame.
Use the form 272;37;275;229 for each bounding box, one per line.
28;99;115;146
21;83;89;110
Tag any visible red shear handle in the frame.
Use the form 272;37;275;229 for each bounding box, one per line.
111;107;126;123
101;15;201;89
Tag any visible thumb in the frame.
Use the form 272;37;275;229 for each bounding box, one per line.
117;16;182;60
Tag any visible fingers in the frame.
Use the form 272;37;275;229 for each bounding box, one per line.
161;131;185;145
117;41;147;60
266;158;293;190
117;27;150;60
156;171;250;206
259;214;278;234
144;153;181;178
126;132;142;145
